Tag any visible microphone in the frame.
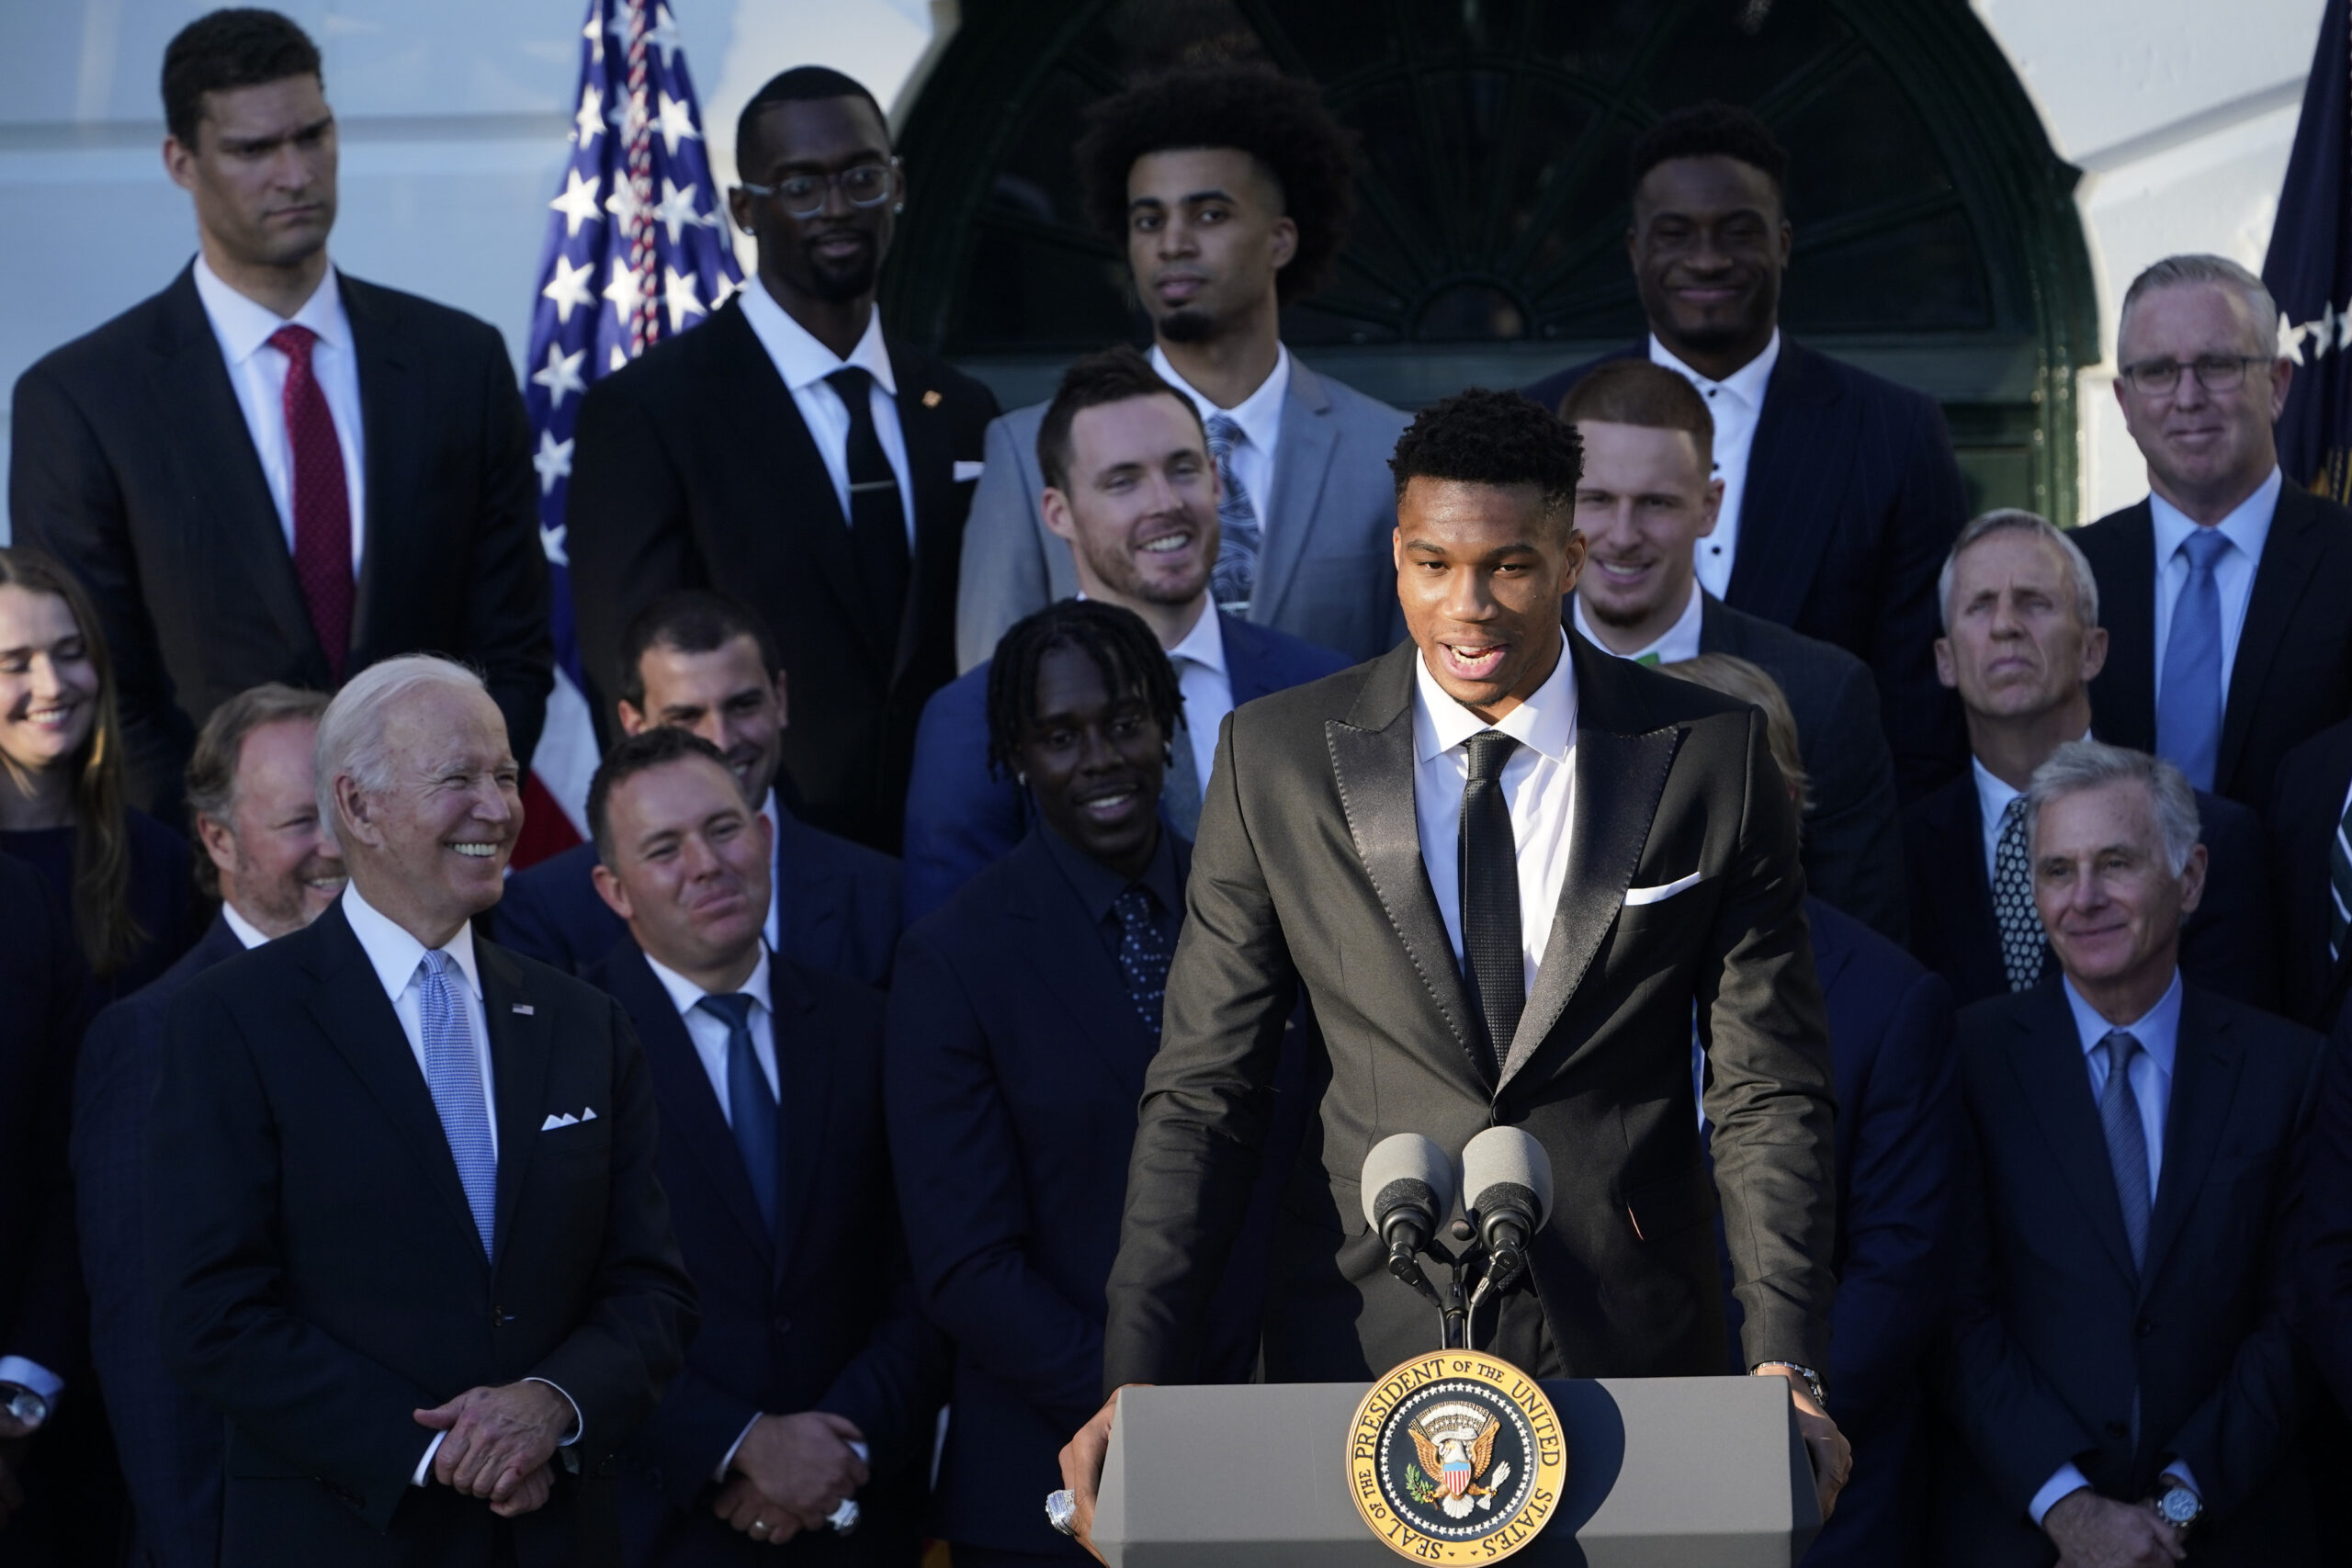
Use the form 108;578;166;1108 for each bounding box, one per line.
1361;1134;1455;1292
1461;1127;1553;1293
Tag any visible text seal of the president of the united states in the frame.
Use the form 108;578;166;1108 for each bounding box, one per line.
1348;1350;1567;1562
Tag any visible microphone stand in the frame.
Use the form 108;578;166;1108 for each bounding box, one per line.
1388;1228;1494;1351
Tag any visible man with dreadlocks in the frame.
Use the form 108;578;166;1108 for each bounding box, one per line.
955;63;1410;671
886;599;1293;1568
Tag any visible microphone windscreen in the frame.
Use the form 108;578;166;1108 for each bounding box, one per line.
1360;1133;1455;1231
1461;1126;1554;1225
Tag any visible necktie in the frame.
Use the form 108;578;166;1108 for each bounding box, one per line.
2155;528;2231;791
824;367;911;630
268;324;354;682
1161;669;1203;840
1460;730;1524;1076
417;952;496;1258
2329;785;2352;965
1204;413;1262;616
2098;1030;2153;1271
1114;887;1175;1035
697;993;780;1228
1993;796;2045;992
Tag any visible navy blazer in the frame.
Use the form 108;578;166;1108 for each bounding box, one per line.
495;800;899;987
72;913;244;1568
585;941;942;1567
1903;771;2276;1010
899;612;1351;925
2268;716;2352;1027
2302;1005;2352;1413
2075;484;2352;812
1527;336;1970;800
0;856;86;1419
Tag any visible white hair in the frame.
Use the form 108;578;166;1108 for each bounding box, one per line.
2118;254;2279;361
314;655;491;824
2024;739;2200;877
1937;508;2100;632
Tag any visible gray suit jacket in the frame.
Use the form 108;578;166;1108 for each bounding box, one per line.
953;355;1410;670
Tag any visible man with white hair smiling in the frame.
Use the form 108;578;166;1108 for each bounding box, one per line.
147;654;697;1568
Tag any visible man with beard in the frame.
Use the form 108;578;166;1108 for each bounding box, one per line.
1524;103;1970;802
902;347;1345;922
955;64;1410;671
569;67;1000;854
73;683;342;1568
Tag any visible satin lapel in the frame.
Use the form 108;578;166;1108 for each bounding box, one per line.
2140;992;2244;1294
613;946;775;1258
2004;998;2139;1281
342;276;417;667
145;270;321;671
2217;491;2324;789
1252;362;1338;630
1942;783;2010;1001
1003;837;1157;1103
299;904;481;1247
2089;505;2158;749
478;942;555;1264
768;961;832;1282
888;343;955;683
1724;342;1847;626
1324;645;1486;1086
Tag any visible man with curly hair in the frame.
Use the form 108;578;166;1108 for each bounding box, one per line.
1055;389;1850;1554
955;64;1410;671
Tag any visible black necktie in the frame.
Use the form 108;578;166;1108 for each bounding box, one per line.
1460;730;1523;1075
824;367;910;627
696;993;780;1228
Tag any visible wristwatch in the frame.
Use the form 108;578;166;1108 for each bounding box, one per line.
2156;1481;2202;1535
1757;1361;1828;1411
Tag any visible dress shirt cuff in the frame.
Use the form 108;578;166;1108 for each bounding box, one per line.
2028;1462;2092;1528
413;1431;447;1487
716;1414;763;1483
2161;1462;2199;1500
525;1377;583;1447
0;1357;63;1401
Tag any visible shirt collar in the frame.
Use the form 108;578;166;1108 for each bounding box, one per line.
342;881;481;1002
1971;729;2096;829
1164;600;1228;675
1649;328;1781;409
1412;631;1578;767
1149;342;1291;454
220;901;274;951
1037;817;1184;927
192;254;350;365
2061;968;2183;1077
737;277;895;396
644;942;772;1021
2147;466;2281;570
1570;580;1703;666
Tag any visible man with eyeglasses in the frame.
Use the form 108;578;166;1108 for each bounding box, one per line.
2072;253;2352;814
570;66;1001;854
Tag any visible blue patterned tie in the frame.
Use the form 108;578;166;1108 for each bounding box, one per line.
418;951;496;1258
697;993;780;1228
2098;1031;2152;1271
1204;413;1261;616
1114;888;1174;1035
2155;528;2230;791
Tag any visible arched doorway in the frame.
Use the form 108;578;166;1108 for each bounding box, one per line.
885;0;2098;519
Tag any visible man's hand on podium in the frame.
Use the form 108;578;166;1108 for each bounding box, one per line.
1755;1365;1850;1520
1057;1383;1148;1563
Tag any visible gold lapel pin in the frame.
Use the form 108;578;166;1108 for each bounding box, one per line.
921;389;943;409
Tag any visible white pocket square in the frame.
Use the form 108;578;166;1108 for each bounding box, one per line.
539;1107;598;1131
952;459;985;482
1623;870;1705;907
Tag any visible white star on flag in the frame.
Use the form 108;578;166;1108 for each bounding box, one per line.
662;266;707;332
652;177;708;244
605;257;649;327
610;344;631;373
541;254;596;323
540;523;571;566
644;5;684;69
533;344;588;409
549;169;602;237
574;85;604;147
2281;312;2308;366
582;3;603;62
2318;302;2339;361
533;430;574;495
656;93;701;156
605;0;639;47
605;176;645;230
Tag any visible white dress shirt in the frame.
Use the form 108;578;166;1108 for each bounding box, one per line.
1151;342;1290;532
1651;331;1780;600
1572;579;1704;666
191;256;367;572
2149;467;2280;705
738;280;913;544
2026;970;2197;1526
220;901;275;952
1411;635;1580;996
644;946;780;1122
1166;601;1236;794
756;791;783;954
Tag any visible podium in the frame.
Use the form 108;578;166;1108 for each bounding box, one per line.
1092;1375;1821;1567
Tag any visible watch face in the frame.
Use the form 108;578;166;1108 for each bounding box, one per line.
2160;1489;2199;1526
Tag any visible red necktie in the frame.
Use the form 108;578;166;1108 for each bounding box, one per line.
269;324;354;682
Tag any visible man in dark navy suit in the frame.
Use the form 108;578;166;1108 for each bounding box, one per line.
903;346;1346;924
2267;716;2352;1028
498;592;898;986
1523;103;1969;800
1905;510;2275;1008
73;684;338;1568
580;727;938;1564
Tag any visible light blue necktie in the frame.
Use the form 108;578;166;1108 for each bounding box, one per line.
2155;528;2231;791
2098;1030;2152;1272
418;951;497;1258
697;993;780;1228
1204;413;1261;616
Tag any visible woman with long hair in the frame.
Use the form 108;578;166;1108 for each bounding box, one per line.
0;547;195;1006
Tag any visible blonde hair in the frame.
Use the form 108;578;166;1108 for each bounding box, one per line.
1656;653;1812;816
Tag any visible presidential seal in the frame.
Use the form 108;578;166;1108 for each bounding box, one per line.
1347;1350;1567;1562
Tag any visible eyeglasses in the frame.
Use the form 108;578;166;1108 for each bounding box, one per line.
2118;355;2270;397
738;160;898;220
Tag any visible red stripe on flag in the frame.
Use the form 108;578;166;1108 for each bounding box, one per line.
514;770;585;870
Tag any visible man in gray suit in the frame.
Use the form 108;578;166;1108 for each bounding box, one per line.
954;64;1409;671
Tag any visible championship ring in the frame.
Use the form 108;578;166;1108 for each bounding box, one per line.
1347;1350;1566;1562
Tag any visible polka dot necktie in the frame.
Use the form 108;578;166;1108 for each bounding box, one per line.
1993;796;2044;992
1114;887;1173;1036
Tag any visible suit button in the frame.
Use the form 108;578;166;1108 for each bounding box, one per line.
2104;1420;2129;1440
772;1314;792;1336
2136;1315;2157;1337
492;1306;516;1328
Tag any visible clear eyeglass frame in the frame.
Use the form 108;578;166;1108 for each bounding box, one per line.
737;159;900;220
2118;355;2269;397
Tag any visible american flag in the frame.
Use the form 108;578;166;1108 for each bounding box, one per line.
514;0;743;865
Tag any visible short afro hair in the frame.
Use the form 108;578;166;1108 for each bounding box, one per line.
1076;63;1359;305
1387;389;1585;520
735;65;888;180
1629;102;1789;198
162;9;322;148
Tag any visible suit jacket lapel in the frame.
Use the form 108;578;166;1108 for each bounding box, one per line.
1940;781;2018;1000
2140;990;2243;1292
1223;616;1282;705
1325;644;1487;1088
768;959;833;1280
1725;340;1847;626
2005;996;2140;1281
478;941;554;1265
1253;361;1339;631
342;276;418;668
773;807;848;976
2092;504;2159;750
2217;488;2324;789
1003;835;1159;1102
888;342;956;683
